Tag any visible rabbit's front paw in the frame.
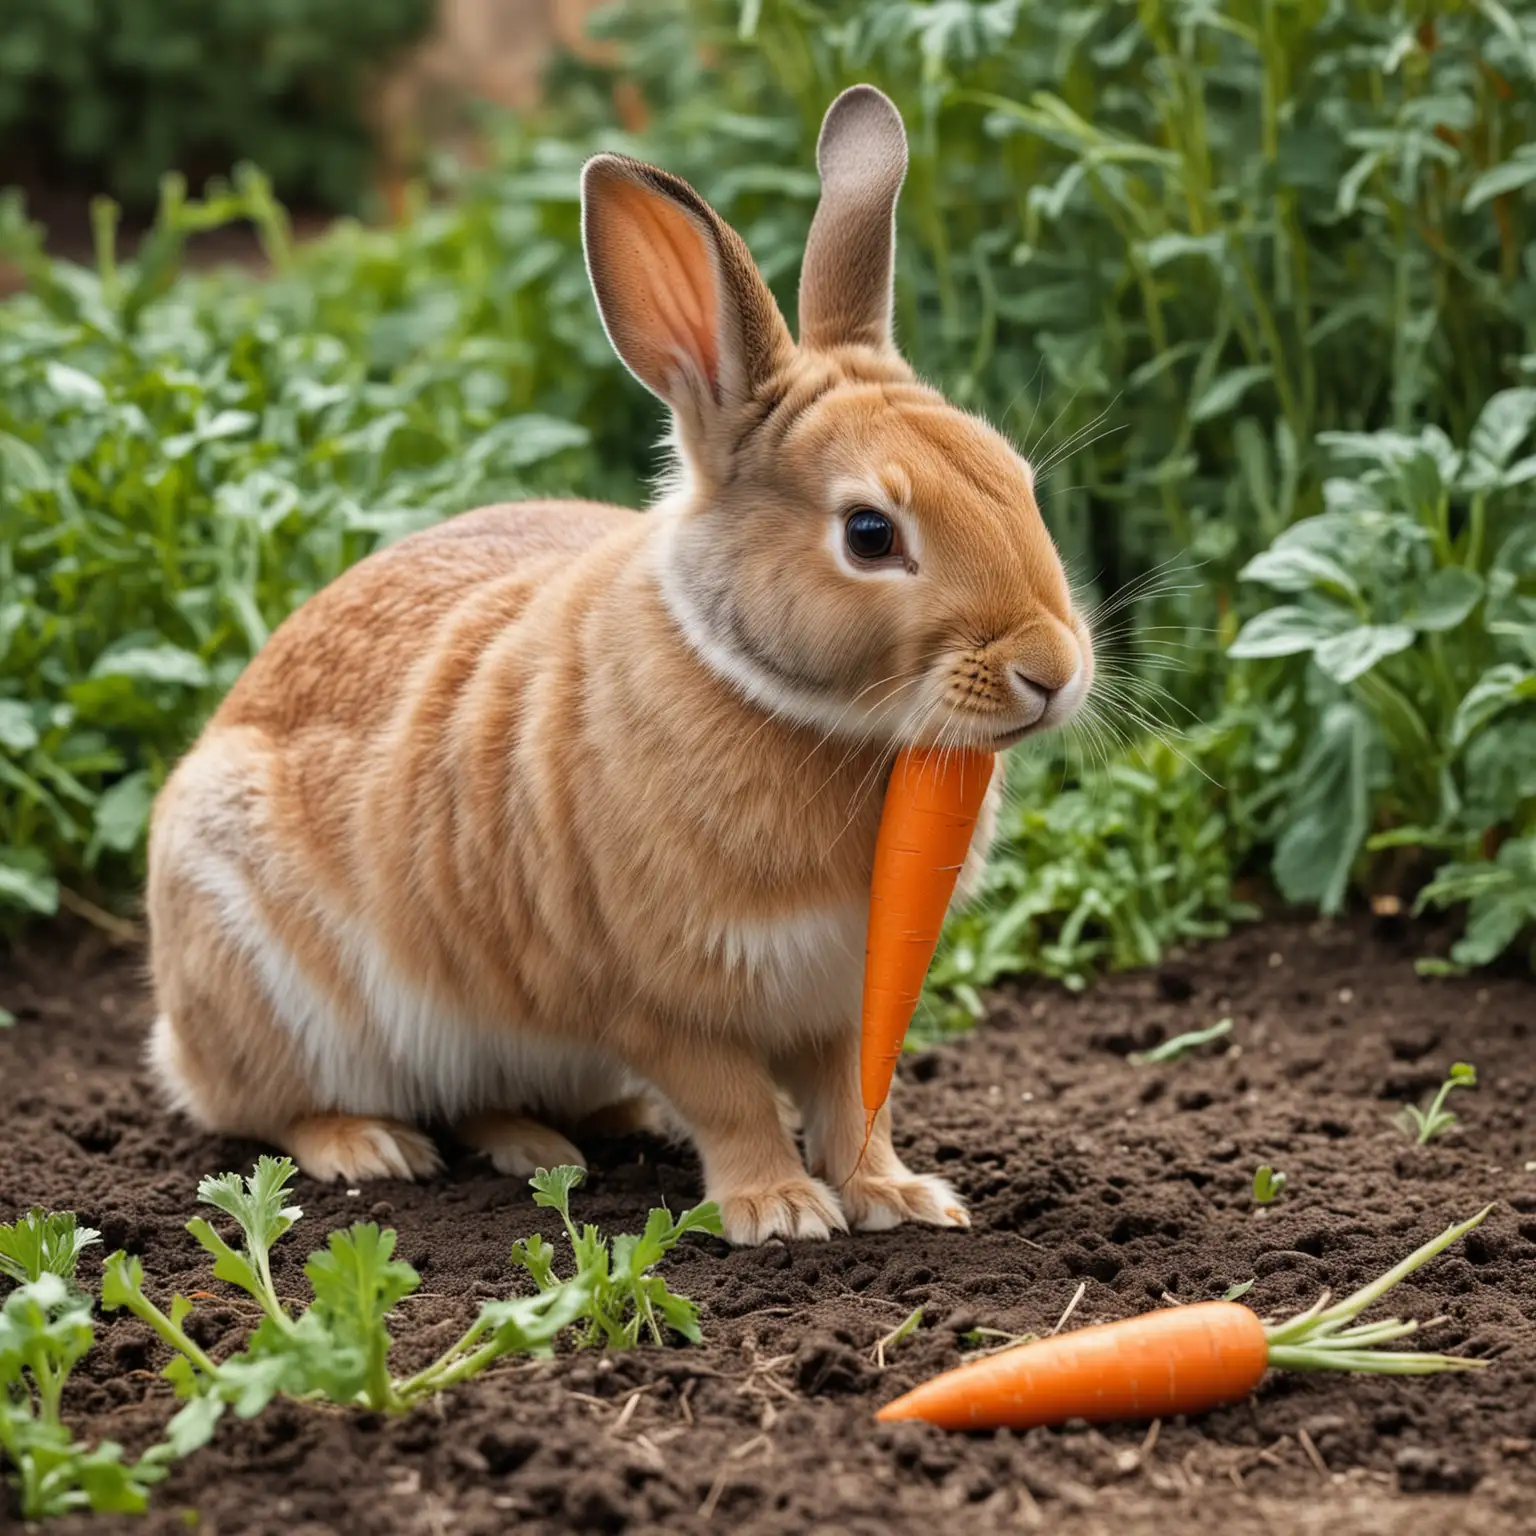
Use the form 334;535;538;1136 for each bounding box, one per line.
717;1177;848;1245
458;1111;587;1178
287;1115;444;1183
838;1169;969;1232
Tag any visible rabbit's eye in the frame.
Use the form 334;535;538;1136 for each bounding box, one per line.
845;508;898;562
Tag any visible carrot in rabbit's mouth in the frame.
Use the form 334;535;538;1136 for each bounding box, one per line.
854;745;994;1170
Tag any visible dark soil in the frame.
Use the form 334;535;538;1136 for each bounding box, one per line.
2;917;1533;1536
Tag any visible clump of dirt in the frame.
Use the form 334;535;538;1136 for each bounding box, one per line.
2;916;1533;1535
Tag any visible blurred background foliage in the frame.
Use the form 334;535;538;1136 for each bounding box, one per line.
0;0;434;212
1;0;1533;984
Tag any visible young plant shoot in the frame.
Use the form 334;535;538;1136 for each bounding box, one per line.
1252;1166;1287;1205
877;1207;1493;1430
1398;1062;1478;1145
100;1158;718;1422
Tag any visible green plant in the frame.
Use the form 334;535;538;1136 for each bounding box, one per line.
100;1158;718;1421
1229;397;1536;960
513;1166;723;1349
0;1211;100;1287
2;1277;145;1518
1397;1060;1478;1145
0;167;613;923
1129;1017;1234;1066
0;0;434;211
0;1275;215;1519
1252;1165;1287;1205
922;714;1271;1021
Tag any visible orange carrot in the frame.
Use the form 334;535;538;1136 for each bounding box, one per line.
860;746;994;1136
877;1208;1493;1431
879;1301;1268;1430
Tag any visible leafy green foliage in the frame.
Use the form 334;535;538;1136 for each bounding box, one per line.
1229;402;1536;955
514;1166;721;1347
0;1272;206;1518
3;1163;714;1517
1252;1165;1287;1206
4;0;1534;980
922;722;1269;1021
0;1211;100;1287
101;1158;717;1423
0;0;434;211
0;168;616;922
1397;1060;1478;1145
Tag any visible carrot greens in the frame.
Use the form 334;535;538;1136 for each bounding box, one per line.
101;1158;718;1420
3;1160;716;1517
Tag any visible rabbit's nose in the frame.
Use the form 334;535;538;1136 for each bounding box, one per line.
1009;668;1055;725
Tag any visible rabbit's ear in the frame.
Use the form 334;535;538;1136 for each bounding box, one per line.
582;154;792;427
797;85;909;353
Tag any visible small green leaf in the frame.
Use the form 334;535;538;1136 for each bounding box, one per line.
1464;149;1536;211
0;699;39;753
1452;664;1536;747
100;1252;146;1311
196;1158;302;1255
92;770;155;855
1406;569;1483;634
1312;624;1416;684
0;855;60;916
89;645;210;690
1252;1165;1287;1205
1228;604;1352;659
1467;387;1536;474
1223;1279;1256;1302
185;1218;263;1300
528;1165;586;1224
0;1209;102;1284
1238;545;1360;600
1190;365;1271;423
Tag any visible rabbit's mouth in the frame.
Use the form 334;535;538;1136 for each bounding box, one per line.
988;723;1037;750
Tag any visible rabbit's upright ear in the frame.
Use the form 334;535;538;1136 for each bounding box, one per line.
797;85;909;353
581;155;793;435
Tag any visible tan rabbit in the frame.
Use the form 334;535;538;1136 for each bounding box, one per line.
145;85;1094;1245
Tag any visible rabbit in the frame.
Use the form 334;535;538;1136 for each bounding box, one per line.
144;84;1094;1246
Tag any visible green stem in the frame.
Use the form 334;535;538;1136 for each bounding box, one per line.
1268;1345;1487;1374
1465;492;1487;572
392;1317;490;1402
33;1357;63;1426
364;1329;398;1412
399;1333;507;1400
117;1291;222;1382
1265;1206;1494;1349
253;1247;297;1336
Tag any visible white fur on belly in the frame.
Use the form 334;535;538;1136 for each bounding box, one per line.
180;844;634;1123
699;902;866;1039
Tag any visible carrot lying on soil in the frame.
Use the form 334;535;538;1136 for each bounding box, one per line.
860;746;995;1142
877;1206;1494;1430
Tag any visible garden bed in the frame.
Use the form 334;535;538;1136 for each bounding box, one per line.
2;915;1533;1535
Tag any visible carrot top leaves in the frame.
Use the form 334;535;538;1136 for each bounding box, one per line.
99;1159;718;1425
0;1210;101;1288
1261;1205;1495;1374
512;1165;721;1348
